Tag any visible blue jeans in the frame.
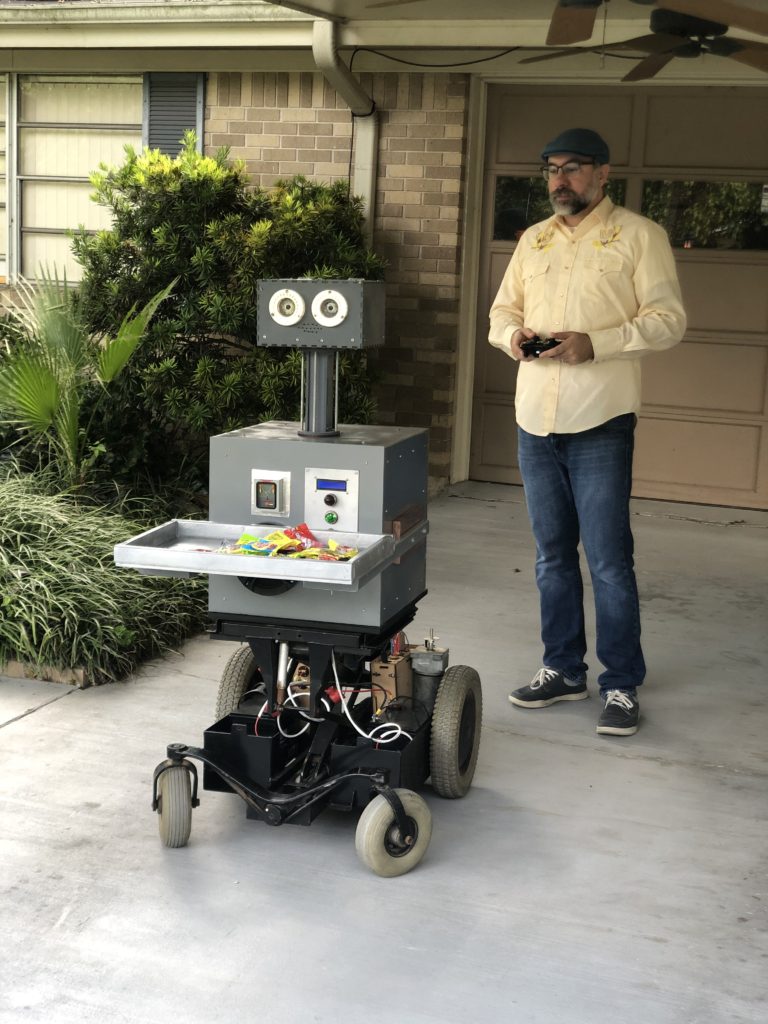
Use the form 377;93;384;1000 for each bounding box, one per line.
517;413;645;696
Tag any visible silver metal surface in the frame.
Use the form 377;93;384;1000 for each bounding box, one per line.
207;421;429;625
114;518;428;591
300;349;337;436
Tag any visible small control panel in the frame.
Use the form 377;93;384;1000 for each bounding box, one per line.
251;469;291;518
304;468;359;532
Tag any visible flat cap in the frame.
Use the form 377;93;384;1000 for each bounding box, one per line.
541;128;610;164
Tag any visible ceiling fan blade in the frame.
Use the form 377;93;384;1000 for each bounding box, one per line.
546;2;602;46
609;33;685;54
658;0;768;38
622;51;676;81
727;44;768;73
518;31;683;67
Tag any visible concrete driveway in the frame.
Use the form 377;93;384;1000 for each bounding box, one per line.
1;483;766;1024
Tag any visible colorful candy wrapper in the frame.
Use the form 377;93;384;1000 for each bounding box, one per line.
220;533;276;556
284;522;320;550
328;538;358;560
221;525;357;562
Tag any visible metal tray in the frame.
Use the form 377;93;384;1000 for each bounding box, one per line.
114;519;427;588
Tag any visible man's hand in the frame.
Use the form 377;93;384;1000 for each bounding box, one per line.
538;331;594;365
510;328;537;361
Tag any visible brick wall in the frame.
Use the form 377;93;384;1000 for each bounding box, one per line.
206;70;469;494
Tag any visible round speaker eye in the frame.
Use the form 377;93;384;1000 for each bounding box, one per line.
311;289;348;327
268;288;305;327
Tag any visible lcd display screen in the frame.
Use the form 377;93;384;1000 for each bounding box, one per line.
316;479;347;492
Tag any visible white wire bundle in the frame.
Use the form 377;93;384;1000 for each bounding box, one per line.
252;656;411;744
331;650;412;745
254;683;332;738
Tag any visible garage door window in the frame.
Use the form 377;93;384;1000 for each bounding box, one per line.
493;175;627;241
641;180;768;251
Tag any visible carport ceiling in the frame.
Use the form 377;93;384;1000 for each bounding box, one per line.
265;1;768;77
1;1;765;79
264;0;768;33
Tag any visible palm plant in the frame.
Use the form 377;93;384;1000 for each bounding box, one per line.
0;271;175;489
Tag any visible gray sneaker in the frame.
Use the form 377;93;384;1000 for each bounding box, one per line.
597;689;639;736
509;667;588;708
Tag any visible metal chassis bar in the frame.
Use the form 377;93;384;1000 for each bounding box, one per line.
153;742;413;836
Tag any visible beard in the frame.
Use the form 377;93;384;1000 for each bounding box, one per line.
550;179;601;216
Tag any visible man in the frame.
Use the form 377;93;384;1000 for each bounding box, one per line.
489;127;686;736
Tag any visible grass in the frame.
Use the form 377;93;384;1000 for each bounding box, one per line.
0;469;207;683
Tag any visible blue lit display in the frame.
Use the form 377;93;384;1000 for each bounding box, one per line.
316;478;347;492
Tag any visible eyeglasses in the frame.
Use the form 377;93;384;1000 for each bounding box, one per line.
541;160;595;180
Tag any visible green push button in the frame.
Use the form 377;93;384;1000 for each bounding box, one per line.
324;511;339;525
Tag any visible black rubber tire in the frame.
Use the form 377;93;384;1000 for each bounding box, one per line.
157;766;192;848
430;664;482;799
215;645;263;720
355;789;432;877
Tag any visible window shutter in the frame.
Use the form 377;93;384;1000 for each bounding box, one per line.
144;73;204;155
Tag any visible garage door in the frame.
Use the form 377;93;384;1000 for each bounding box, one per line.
471;85;768;509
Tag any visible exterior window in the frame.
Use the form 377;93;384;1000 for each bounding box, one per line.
144;73;204;157
17;74;142;279
641;180;768;251
493;175;626;241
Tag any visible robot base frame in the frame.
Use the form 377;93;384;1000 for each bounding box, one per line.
152;604;482;877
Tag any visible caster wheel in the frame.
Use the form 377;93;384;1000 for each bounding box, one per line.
430;664;482;798
157;766;192;848
216;645;264;720
355;789;432;877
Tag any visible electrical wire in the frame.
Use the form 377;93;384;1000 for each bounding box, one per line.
241;686;266;702
286;683;331;722
253;699;270;736
368;721;410;744
252;686;329;739
331;650;412;745
343;47;520;189
348;46;520;73
251;661;413;744
277;684;337;737
382;693;431;722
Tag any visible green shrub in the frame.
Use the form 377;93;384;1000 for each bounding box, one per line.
0;273;174;492
69;135;385;509
0;468;206;682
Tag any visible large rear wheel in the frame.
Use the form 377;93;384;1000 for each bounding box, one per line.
215;645;264;720
430;665;482;798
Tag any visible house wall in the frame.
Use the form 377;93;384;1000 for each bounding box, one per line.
205;70;470;494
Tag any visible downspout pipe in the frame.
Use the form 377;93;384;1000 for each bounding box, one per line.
312;19;378;244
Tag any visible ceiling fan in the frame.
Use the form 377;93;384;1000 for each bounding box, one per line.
523;6;768;81
546;1;768;46
365;0;768;41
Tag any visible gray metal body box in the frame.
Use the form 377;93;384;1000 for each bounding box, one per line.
208;421;428;628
